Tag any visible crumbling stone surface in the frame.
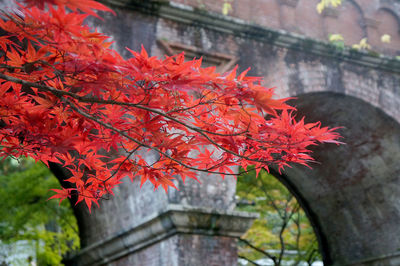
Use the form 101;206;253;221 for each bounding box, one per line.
52;1;400;265
170;0;400;56
108;234;238;266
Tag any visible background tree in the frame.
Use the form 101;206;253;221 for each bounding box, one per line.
237;167;321;266
0;158;79;265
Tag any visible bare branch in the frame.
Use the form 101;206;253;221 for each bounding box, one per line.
238;255;263;266
239;237;277;264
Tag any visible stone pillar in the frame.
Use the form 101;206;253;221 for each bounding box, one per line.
278;0;299;32
66;172;256;266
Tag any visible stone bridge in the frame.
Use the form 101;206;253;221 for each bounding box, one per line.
46;0;400;265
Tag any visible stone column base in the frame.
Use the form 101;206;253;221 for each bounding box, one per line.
67;204;258;266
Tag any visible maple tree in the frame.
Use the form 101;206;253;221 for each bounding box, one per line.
237;167;321;266
0;0;341;211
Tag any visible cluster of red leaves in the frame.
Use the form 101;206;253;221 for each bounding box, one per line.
0;0;341;211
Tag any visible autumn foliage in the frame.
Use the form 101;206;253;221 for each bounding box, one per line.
0;0;341;211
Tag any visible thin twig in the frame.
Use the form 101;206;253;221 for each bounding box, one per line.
239;238;277;264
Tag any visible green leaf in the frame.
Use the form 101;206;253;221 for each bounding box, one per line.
236;167;321;264
0;157;79;265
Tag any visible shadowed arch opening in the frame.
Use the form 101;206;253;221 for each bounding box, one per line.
267;92;400;265
236;167;325;266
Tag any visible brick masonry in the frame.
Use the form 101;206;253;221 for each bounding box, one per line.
2;0;398;265
171;0;400;56
80;1;400;265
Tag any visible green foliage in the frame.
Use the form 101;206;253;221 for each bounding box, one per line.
237;167;321;265
329;34;345;51
222;0;233;15
0;157;79;265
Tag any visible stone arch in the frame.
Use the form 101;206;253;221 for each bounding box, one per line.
322;0;365;45
269;91;400;265
374;8;400;55
378;7;400;28
347;0;368;37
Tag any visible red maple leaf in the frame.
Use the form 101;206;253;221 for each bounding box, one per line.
0;0;342;211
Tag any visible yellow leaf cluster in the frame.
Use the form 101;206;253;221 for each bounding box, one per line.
329;34;344;42
381;34;391;43
222;1;233;15
316;0;342;14
352;38;371;50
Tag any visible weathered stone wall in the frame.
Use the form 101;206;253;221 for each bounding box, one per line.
100;1;400;122
78;2;400;265
170;0;400;56
2;0;398;265
107;234;238;266
279;93;400;265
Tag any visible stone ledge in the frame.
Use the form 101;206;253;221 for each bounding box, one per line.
68;204;258;266
103;0;400;74
348;251;400;266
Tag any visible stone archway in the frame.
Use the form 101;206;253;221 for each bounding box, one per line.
54;91;400;266
39;0;400;263
269;92;400;265
51;159;256;266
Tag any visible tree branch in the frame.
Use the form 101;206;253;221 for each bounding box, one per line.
238;255;263;266
239;237;277;264
0;72;283;166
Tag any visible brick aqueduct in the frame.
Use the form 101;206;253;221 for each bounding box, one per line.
44;0;400;265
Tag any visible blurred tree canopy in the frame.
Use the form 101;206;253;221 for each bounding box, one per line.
0;158;79;265
237;167;321;266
